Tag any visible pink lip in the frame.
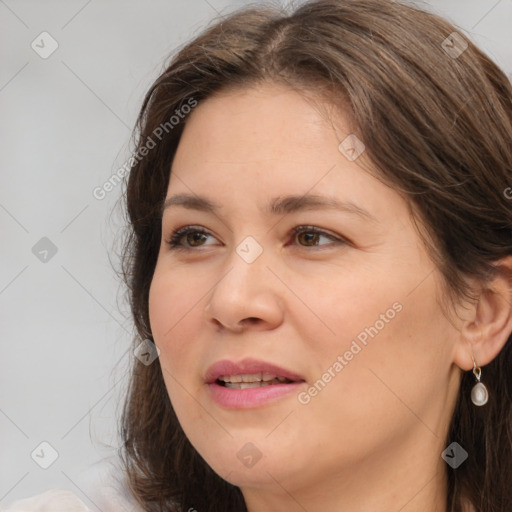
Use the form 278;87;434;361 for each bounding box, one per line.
205;358;306;409
205;358;305;383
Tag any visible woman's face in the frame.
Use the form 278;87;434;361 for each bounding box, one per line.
149;83;462;505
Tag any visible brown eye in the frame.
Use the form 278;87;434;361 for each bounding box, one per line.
297;231;321;246
166;226;217;250
292;226;343;248
185;231;209;246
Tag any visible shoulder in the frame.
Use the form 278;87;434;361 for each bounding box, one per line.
1;489;92;511
75;452;144;512
1;453;144;512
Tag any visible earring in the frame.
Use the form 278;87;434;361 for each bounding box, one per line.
470;357;489;406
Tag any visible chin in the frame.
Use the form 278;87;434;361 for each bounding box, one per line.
192;435;308;490
214;458;298;491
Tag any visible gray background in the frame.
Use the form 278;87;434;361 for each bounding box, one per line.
1;0;511;508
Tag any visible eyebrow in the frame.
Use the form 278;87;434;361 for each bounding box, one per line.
162;193;377;223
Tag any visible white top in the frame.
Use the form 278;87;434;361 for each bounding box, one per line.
1;455;145;512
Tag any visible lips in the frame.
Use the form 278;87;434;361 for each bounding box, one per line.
205;358;306;408
205;358;305;386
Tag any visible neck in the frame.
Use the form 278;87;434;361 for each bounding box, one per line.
242;428;450;512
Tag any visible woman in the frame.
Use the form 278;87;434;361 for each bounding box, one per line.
5;0;511;510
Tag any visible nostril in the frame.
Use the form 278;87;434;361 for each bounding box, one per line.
211;317;262;332
244;317;261;325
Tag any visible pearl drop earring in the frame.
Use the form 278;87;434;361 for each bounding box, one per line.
470;357;489;406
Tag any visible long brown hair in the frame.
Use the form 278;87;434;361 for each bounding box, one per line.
118;1;512;510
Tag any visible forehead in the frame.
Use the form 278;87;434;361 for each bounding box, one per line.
166;83;409;229
173;83;344;164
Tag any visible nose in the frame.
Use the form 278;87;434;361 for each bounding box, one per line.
204;248;285;333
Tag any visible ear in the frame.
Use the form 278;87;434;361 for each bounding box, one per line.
453;255;512;371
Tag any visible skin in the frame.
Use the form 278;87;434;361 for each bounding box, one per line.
148;82;512;512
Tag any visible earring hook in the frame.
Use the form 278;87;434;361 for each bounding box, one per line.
472;355;482;382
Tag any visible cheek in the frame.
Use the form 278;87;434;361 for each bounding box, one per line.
148;268;202;385
301;262;451;402
148;275;199;425
315;281;453;429
148;264;200;343
149;267;176;339
291;264;404;361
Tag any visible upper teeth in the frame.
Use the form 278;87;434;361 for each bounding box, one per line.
218;373;289;383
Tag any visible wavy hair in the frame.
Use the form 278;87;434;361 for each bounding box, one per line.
118;1;512;510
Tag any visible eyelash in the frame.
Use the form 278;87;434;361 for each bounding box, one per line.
164;225;347;251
